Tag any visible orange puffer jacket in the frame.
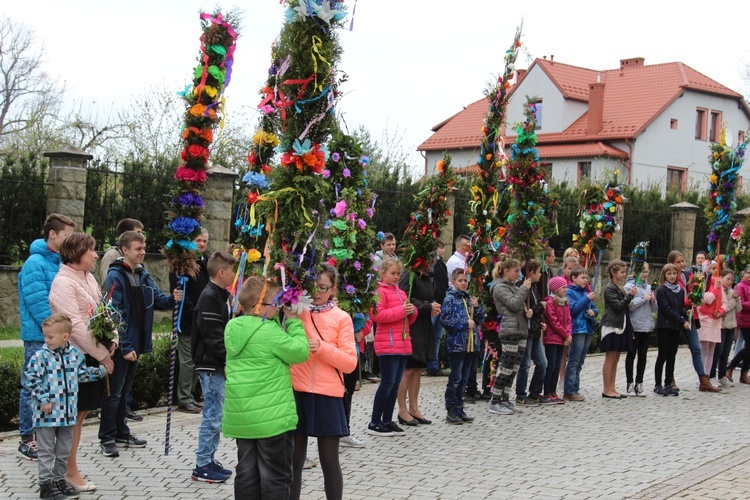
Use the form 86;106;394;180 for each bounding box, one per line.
291;305;357;398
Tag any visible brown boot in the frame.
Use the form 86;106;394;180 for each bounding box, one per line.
699;375;722;392
740;370;750;384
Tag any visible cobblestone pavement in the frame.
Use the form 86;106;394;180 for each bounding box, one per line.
1;347;749;499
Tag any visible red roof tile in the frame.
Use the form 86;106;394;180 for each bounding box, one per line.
419;58;748;152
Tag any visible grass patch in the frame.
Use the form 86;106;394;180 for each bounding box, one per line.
0;347;23;363
0;326;19;341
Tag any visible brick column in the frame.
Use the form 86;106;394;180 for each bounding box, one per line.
670;201;701;264
43;146;93;230
202;164;238;254
442;189;457;249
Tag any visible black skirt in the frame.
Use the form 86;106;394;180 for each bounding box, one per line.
601;316;635;353
78;354;104;411
294;391;348;437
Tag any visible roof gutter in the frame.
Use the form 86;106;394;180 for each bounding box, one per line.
620;138;633;185
420;149;427;178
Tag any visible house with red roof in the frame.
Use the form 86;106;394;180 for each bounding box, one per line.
418;57;750;193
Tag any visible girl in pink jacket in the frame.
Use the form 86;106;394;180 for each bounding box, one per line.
542;276;571;404
367;258;417;437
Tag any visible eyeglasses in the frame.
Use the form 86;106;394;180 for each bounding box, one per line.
316;285;333;293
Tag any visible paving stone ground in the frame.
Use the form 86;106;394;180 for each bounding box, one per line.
1;347;749;499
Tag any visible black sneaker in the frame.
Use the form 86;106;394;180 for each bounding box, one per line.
192;464;230;483
456;407;474;423
115;434;147;448
365;423;394;436
445;409;464;424
515;395;539;407
100;441;119;457
55;479;80;498
532;395;553;405
384;422;405;434
124;408;143;421
209;460;232;476
39;481;65;500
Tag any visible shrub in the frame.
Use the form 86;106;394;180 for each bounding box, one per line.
0;353;23;426
130;335;172;410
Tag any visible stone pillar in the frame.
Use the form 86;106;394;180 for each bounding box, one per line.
733;207;750;225
670;202;701;264
43;146;92;230
202;164;238;254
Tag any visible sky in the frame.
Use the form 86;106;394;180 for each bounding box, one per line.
5;1;750;175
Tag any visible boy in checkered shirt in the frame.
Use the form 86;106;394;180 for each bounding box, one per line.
25;313;108;499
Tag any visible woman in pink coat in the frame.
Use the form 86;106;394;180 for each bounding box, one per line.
367;258;417;437
49;233;116;493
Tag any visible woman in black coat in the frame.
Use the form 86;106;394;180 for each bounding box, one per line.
396;264;440;425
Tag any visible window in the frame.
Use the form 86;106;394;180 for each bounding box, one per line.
695;108;707;140
709;111;722;142
670;119;678;130
578;161;591;183
533;100;543;130
666;167;687;193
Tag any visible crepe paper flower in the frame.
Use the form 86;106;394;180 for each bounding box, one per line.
353;261;362;271
331;200;347;217
173;192;204;208
166;239;198;251
168;216;201;236
342;168;351;178
366;208;374;218
332;152;341;162
358;219;367;230
377;231;385;241
331;220;347;231
732;224;743;241
246;249;262;263
322;169;331;178
175;166;207;184
252;130;280;147
360;156;370;166
344;284;356;294
242;171;271;190
247;192;259;204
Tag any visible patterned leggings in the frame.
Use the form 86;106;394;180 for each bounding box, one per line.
491;335;526;401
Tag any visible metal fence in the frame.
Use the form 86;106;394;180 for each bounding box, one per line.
84;159;176;253
621;207;675;264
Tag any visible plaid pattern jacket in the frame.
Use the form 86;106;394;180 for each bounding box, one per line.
25;342;105;427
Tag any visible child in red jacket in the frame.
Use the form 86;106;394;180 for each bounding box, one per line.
543;277;571;404
367;258;417;437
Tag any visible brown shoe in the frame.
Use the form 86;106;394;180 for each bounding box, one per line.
563;393;585;402
177;403;202;413
740;371;750;384
698;375;721;392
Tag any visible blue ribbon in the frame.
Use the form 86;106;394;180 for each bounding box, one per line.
175;276;188;333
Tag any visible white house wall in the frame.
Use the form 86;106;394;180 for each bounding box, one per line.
548;157;623;186
630;90;750;193
505;64;588;134
424;149;478;174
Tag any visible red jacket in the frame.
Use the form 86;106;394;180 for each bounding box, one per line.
291;306;357;398
543;296;572;345
735;279;750;328
371;283;417;356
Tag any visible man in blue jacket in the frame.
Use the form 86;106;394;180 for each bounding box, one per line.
100;231;182;457
17;213;76;461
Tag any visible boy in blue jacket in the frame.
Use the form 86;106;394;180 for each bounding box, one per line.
17;213;76;460
441;269;485;424
26;313;107;499
100;231;182;457
563;266;599;401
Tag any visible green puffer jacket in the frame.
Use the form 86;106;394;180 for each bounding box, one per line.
222;315;310;439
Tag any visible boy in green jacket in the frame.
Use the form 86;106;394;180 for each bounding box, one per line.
223;277;310;499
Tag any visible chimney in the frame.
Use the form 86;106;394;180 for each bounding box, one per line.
620;57;645;70
588;82;605;135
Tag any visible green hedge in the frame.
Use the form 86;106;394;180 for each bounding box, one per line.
0;337;174;427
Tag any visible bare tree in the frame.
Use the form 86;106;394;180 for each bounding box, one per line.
0;17;64;144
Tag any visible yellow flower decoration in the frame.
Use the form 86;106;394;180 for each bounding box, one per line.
252;130;280;147
710;174;718;184
246;249;262;263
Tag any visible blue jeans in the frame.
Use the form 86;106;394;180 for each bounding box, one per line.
564;334;592;395
681;326;705;377
19;341;44;439
515;337;548;398
444;351;474;408
711;328;735;378
196;371;225;467
98;355;138;444
371;355;407;425
426;313;444;373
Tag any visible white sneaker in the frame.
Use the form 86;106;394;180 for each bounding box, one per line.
340;435;366;448
303;457;319;469
710;377;721;387
488;402;514;415
634;383;646;396
719;377;735;388
504;400;523;414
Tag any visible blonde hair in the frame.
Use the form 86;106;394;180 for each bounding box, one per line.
493;258;520;280
239;277;280;314
41;313;72;334
379;257;402;276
